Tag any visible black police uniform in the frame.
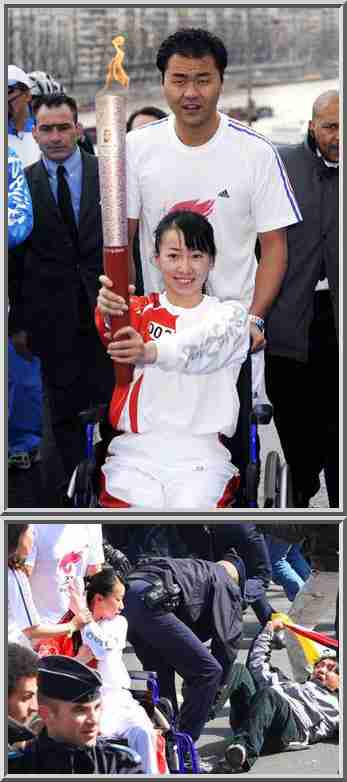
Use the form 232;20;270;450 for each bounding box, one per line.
124;556;243;743
103;522;273;624
8;729;135;774
178;524;273;624
8;654;142;775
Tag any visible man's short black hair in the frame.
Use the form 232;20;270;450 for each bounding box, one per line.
156;28;228;82
8;643;39;695
32;93;78;124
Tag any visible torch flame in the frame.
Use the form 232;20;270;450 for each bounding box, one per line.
105;35;129;89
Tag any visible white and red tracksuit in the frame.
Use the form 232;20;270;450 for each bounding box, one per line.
95;292;249;510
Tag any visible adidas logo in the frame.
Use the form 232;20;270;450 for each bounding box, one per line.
218;189;230;198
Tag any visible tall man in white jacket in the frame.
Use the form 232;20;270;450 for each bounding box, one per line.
125;29;301;349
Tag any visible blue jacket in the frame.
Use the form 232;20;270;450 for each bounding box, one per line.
8;147;33;249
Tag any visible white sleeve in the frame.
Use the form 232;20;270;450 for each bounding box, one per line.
24;525;38;569
81;617;127;660
250;142;302;233
8;569;40;632
86;525;104;566
155;301;249;374
126;135;141;219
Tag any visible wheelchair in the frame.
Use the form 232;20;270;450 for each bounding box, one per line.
66;354;294;509
129;669;200;773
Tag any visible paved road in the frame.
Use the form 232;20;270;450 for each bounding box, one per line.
125;583;339;776
258;419;329;509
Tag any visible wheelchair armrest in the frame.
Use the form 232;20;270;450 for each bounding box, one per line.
79;403;108;426
128;670;157;681
104;740;142;766
251;403;273;425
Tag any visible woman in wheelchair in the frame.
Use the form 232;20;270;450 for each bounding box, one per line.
70;568;162;774
96;209;249;510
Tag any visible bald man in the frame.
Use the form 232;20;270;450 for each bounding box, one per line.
265;90;339;508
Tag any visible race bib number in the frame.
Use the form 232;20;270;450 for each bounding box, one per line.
148;320;175;341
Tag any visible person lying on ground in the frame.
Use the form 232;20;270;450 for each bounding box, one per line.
224;618;339;773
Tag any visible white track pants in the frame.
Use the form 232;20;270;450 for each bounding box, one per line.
102;431;238;510
100;690;159;774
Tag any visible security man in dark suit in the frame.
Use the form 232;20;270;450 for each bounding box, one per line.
265;90;339;507
8;655;142;774
9;93;114;500
124;555;245;764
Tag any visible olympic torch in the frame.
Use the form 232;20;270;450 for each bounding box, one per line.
96;35;132;385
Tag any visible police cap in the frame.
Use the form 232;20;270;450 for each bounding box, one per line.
38;655;102;703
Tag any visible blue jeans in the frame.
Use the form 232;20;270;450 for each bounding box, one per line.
265;536;311;602
8;340;43;455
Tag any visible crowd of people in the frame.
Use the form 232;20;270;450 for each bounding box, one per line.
7;27;339;510
8;522;339;774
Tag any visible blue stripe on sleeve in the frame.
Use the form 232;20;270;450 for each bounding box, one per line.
227;120;302;222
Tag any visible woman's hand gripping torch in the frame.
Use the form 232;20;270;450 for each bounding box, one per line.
95;35;133;385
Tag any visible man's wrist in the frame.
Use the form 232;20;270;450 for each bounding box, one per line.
249;314;265;334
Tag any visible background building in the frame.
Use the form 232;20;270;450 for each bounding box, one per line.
7;6;339;105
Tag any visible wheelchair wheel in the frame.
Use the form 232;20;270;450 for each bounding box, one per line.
280;462;295;508
263;451;282;507
73;458;99;507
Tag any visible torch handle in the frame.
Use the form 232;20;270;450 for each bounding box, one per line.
104;246;133;386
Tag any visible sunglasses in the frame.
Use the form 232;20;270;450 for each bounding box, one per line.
8;84;28;97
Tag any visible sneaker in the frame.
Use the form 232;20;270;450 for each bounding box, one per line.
225;743;247;771
286;735;310;751
8;452;31;470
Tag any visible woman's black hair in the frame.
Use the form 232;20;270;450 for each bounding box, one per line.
156;28;228;82
8;525;29;561
127;106;167;133
154;209;216;264
85;566;125;607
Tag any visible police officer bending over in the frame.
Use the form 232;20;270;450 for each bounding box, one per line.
124;555;245;772
8;655;142;774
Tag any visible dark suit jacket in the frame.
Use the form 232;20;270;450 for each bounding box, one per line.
266;135;338;362
9;149;113;393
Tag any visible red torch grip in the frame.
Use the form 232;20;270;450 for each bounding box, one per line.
104;245;133;386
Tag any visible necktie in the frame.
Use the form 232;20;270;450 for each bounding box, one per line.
57;164;92;331
57;164;78;246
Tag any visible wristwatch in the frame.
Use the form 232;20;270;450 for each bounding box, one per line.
249;314;265;334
